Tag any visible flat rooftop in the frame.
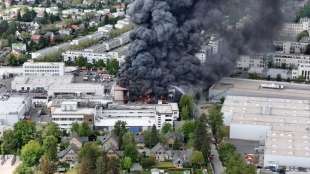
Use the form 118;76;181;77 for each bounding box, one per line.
12;75;73;87
52;107;95;115
222;95;310;158
0;96;29;114
210;77;310;100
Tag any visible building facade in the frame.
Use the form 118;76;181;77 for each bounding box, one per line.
23;62;65;76
62;51;119;63
272;53;310;68
0;96;31;126
236;54;267;70
95;102;179;131
51;101;95;130
221;95;310;168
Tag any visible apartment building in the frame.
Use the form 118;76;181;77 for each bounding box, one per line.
236;54;267;70
272;53;310;68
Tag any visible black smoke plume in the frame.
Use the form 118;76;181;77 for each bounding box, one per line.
118;0;283;100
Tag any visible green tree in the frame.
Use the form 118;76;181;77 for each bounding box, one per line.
122;156;132;172
225;153;256;174
106;59;119;75
96;156;107;174
297;30;309;41
191;151;205;168
14;121;37;150
218;143;236;165
179;95;194;120
161;123;172;134
75;56;88;67
106;157;120;174
144;125;159;148
297;4;310;21
124;143;138;162
43;136;58;161
21;140;43;167
113;121;128;149
79;142;101;171
0;20;9;33
14;164;33;174
122;132;135;148
180;120;196;142
39;154;55;174
79;157;93;174
151;125;159;146
181;105;190;120
193;117;210;159
1;130;18;154
43;123;61;141
208;106;224;143
71;122;92;136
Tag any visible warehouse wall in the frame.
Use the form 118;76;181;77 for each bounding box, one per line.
264;154;310;168
230;123;271;141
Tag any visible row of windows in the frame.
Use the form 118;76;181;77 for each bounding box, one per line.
24;70;60;72
53;118;83;121
24;66;60;69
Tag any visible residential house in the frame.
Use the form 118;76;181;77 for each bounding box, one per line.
31;34;42;43
59;28;72;36
151;168;165;174
70;136;89;149
11;43;26;55
57;144;79;167
97;134;119;151
165;132;184;149
138;147;151;157
151;143;169;162
130;163;143;173
57;136;89;166
167;149;193;168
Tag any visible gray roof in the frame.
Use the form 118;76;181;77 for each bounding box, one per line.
151;143;166;153
130;163;143;172
57;144;78;158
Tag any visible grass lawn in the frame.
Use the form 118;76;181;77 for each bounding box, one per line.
66;166;78;174
155;162;175;169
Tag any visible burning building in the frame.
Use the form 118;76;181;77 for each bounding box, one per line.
118;0;283;100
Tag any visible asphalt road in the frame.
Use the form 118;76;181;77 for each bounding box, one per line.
210;143;225;174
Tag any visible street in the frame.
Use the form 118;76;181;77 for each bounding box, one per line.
210;143;225;174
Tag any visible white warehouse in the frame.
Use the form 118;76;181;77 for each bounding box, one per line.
221;95;310;168
95;102;179;131
23;62;65;76
0;96;32;126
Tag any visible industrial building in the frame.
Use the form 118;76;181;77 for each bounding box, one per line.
62;31;131;64
48;83;105;97
11;75;73;91
11;75;105;97
23;62;65;76
95;102;179;131
51;101;95;130
221;95;310;168
0;96;31;126
209;77;310;102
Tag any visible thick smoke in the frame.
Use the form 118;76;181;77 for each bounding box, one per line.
118;0;283;99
